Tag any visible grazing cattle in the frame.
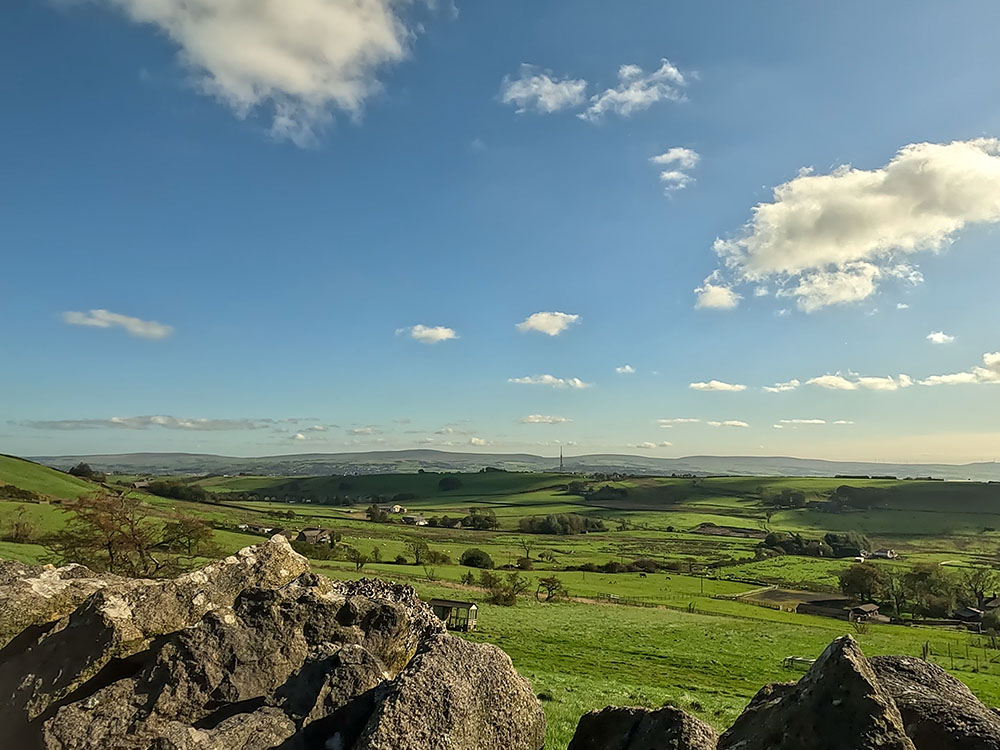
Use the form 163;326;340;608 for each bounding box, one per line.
638;572;647;578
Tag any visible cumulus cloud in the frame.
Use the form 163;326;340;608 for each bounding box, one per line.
927;331;956;345
516;311;579;336
704;138;1000;311
22;415;269;431
499;64;587;113
521;414;572;424
62;309;173;339
615;364;636;374
779;418;826;425
921;351;1000;386
806;374;913;391
763;379;800;393
580;60;687;121
85;0;423;146
707;420;749;428
397;324;458;343
508;374;591;389
469;437;488;446
635;441;673;449
689;380;747;392
694;276;741;310
658;418;700;427
649;147;700;193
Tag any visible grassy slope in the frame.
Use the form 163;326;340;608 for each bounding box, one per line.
0;455;97;499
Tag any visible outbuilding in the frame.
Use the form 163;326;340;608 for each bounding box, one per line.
428;598;478;632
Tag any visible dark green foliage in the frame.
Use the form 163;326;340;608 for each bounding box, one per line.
146;481;209;503
460;547;494;569
365;505;389;523
0;484;41;502
481;570;528;606
838;562;887;603
68;462;104;481
517;556;534;570
438;476;463;491
518;514;607;535
462;508;498;530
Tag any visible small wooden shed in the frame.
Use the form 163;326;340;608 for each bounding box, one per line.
428;598;478;632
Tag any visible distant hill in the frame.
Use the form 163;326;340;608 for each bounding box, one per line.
28;449;1000;482
0;454;98;500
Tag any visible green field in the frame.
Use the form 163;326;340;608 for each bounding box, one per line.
4;458;1000;749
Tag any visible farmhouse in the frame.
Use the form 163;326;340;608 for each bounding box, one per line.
296;527;333;545
377;503;407;514
848;603;881;622
872;548;898;559
402;514;428;526
428;598;478;632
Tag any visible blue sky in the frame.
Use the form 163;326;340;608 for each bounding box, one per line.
3;0;1000;462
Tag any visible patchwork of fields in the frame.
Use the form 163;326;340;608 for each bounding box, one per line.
4;453;1000;749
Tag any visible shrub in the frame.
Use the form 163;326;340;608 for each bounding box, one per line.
516;556;534;570
460;548;494;569
146;481;208;504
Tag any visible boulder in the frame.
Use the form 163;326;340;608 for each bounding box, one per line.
354;633;546;750
0;536;310;744
568;705;718;750
718;635;914;750
0;560;118;648
871;654;1000;749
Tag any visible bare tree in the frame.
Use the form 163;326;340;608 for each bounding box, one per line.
517;537;536;559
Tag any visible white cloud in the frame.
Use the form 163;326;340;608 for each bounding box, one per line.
658;418;701;427
927;331;956;345
707;138;1000;311
763;379;800;393
921;351;1000;386
635;441;673;449
833;420;855;425
23;415;269;431
349;426;380;435
897;303;910;310
293;432;308;440
779;418;826;425
469;437;488;446
694;279;742;310
500;64;587;114
516;311;580;336
62;309;173;339
87;0;420;146
398;324;458;343
689;380;747;392
806;374;858;391
580;60;687;121
707;420;749;428
649;147;700;193
521;414;572;424
806;373;913;391
650;147;700;170
615;364;636;374
508;374;592;389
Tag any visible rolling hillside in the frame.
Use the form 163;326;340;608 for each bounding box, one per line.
0;455;97;500
30;449;1000;481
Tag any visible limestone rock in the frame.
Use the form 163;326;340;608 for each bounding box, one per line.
568;705;718;750
0;536;309;743
718;635;914;750
871;654;1000;749
354;633;547;750
0;560;117;648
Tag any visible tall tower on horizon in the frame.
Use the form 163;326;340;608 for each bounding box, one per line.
559;446;564;471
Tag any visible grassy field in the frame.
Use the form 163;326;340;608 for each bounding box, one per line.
4;457;1000;748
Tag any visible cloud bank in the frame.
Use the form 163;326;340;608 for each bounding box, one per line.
508;374;591;389
701;138;1000;311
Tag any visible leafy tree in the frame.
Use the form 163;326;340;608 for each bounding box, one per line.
161;515;217;557
68;462;104;481
146;481;208;504
371;545;382;563
884;569;910;616
407;539;430;565
517;556;534;570
365;505;389;523
566;481;588;496
903;563;956;617
425;550;451;565
460;548;494;569
460;571;476;586
462;508;499;530
481;570;528;606
838;562;887;603
45;495;188;577
536;575;568;602
517;537;536;558
1;506;38;543
438;476;463;491
346;546;369;572
961;567;1000;608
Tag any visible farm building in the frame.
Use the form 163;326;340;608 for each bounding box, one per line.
377;503;407;514
402;514;428;526
848;603;881;622
428;599;478;632
296;527;333;544
872;548;898;559
956;606;985;623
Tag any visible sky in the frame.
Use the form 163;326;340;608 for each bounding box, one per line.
3;0;1000;463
